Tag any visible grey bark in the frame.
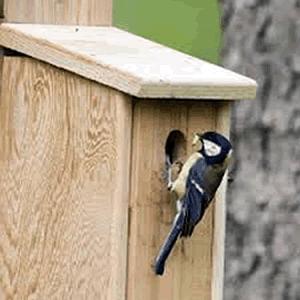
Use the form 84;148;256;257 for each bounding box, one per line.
220;1;300;299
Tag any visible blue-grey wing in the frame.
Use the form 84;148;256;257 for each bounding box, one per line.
181;185;207;237
181;159;208;237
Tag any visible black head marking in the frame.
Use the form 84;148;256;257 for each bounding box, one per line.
198;131;232;165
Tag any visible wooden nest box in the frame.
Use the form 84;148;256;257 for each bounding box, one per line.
0;23;256;299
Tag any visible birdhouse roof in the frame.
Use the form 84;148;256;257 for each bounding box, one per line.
0;23;257;99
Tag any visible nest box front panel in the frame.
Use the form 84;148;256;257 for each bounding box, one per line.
127;100;230;300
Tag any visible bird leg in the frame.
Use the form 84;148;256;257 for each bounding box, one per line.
167;160;184;190
165;154;173;189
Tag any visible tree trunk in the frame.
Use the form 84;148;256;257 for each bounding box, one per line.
220;1;300;299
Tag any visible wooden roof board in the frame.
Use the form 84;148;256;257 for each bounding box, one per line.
0;23;257;99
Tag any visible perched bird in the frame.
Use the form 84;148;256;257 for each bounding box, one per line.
154;131;232;275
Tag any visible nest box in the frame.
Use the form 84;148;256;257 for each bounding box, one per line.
0;24;256;300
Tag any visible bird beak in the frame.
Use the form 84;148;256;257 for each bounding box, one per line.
192;133;202;146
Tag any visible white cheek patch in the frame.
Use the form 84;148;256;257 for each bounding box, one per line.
203;139;222;157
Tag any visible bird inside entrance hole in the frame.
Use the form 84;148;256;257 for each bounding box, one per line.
154;131;232;276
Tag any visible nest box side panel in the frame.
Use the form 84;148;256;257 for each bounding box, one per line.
127;100;229;300
0;57;131;300
212;102;231;300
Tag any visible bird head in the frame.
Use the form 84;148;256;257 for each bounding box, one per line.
193;131;232;165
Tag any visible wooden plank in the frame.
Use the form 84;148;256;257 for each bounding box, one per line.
0;23;257;100
0;0;4;19
211;102;231;300
0;57;132;299
3;0;112;25
127;100;223;300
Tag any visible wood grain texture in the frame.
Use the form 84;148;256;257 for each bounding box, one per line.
3;0;112;25
127;100;225;300
0;57;132;299
0;23;257;100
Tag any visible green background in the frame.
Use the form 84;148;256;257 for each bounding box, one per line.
113;0;221;63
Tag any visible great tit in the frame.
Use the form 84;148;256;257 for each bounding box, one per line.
154;131;232;275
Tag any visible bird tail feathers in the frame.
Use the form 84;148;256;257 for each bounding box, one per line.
153;213;184;275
